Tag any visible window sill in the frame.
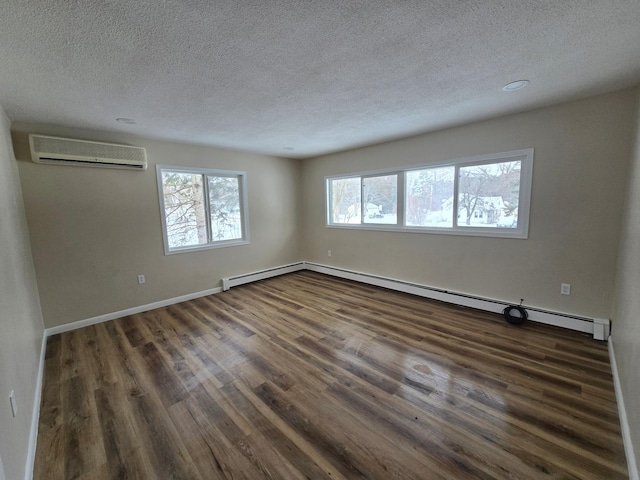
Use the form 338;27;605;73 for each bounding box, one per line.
164;239;250;255
325;224;528;239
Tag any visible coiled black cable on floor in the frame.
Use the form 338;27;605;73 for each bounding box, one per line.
503;304;528;325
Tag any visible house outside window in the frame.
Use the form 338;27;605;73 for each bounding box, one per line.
326;149;533;239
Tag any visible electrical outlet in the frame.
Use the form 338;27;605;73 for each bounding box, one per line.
327;250;332;257
137;275;146;284
9;390;16;418
561;283;571;295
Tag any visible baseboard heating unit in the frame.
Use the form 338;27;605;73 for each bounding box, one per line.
223;261;609;341
222;262;306;291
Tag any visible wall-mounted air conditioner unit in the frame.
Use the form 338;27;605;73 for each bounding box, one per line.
29;134;147;170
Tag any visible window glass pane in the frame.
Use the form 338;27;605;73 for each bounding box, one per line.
330;177;361;224
457;160;521;228
208;176;242;241
161;172;208;248
406;167;455;227
325;149;531;238
363;174;398;224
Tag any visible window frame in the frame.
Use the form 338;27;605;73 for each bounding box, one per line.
156;165;250;255
325;148;533;239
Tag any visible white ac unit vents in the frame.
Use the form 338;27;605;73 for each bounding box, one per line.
29;134;147;170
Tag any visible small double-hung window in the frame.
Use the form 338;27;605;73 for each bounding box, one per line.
326;149;533;238
157;166;249;254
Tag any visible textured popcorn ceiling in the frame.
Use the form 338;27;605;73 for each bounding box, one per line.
1;1;640;158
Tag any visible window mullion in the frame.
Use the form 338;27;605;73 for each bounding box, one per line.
453;165;460;228
203;174;212;244
360;179;366;222
237;175;246;238
397;172;405;226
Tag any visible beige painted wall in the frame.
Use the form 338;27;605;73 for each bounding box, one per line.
6;87;640;476
0;109;45;479
612;90;640;475
300;88;638;319
13;124;302;329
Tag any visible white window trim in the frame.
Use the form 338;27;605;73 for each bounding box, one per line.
325;148;533;239
157;165;250;255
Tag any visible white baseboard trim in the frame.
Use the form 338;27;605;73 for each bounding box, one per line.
24;331;47;480
217;261;608;340
222;262;307;291
45;261;610;340
304;262;607;339
609;336;639;480
46;286;222;337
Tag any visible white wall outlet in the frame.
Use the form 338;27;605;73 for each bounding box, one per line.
137;274;146;284
9;390;17;418
327;250;332;257
561;283;571;295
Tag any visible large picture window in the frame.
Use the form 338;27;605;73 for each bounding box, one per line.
157;166;249;254
326;149;533;238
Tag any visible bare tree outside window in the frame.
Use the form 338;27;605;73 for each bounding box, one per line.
162;172;208;248
331;177;361;224
159;167;248;253
363;174;397;224
326;149;531;238
457;160;521;228
406;167;454;227
208;176;242;241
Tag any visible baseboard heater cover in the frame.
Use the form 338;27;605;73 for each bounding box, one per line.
220;261;608;339
222;262;307;291
55;261;608;340
301;262;609;340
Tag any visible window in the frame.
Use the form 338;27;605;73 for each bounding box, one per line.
157;166;249;254
326;149;533;238
406;166;454;228
363;174;398;224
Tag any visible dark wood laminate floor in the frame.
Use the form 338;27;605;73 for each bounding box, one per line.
34;271;628;479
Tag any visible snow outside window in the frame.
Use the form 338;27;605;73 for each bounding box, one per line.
363;174;398;225
326;149;533;239
157;166;249;254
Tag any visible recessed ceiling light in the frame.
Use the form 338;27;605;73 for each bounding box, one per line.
502;80;530;92
283;147;294;151
116;117;137;124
